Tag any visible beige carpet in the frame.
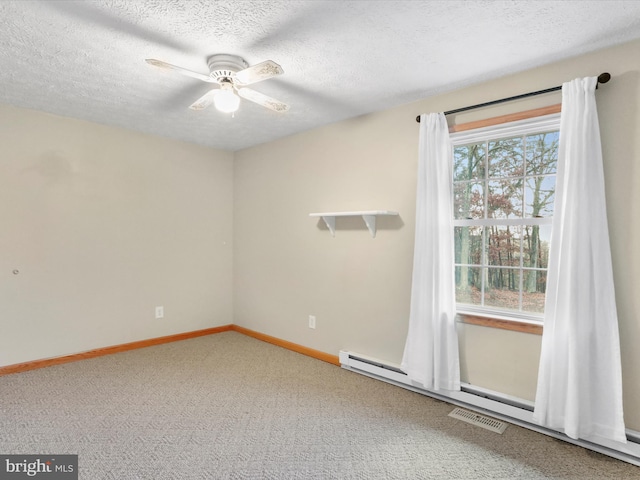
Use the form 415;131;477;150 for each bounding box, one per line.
1;331;638;479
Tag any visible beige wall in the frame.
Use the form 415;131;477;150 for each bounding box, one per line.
0;104;234;366
233;38;640;430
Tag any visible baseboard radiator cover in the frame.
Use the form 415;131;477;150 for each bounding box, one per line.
339;351;640;467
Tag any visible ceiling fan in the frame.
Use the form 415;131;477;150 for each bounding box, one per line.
146;54;289;114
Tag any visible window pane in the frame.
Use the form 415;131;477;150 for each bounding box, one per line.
454;181;484;219
455;226;483;265
488;179;523;218
488;136;524;178
455;266;481;306
454;143;485;181
487;226;521;267
522;225;551;269
525;175;555;218
522;270;547;313
484;267;521;311
526;132;558;175
452;119;559;320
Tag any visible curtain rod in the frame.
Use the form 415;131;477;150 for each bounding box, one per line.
415;72;611;123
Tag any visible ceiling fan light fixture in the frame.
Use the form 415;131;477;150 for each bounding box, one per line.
147;54;288;114
214;84;240;113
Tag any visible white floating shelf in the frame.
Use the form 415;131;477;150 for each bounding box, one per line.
309;210;399;238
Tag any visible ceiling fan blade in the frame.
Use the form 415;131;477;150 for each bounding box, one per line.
146;59;215;83
189;88;220;110
237;88;289;112
235;60;284;86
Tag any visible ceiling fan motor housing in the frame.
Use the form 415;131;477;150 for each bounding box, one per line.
207;54;248;83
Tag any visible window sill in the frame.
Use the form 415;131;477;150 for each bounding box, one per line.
456;313;543;335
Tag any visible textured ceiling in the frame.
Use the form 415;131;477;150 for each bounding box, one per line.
1;0;640;152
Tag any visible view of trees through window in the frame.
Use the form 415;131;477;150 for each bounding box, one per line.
453;129;558;316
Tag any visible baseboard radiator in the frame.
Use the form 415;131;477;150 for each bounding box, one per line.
339;350;640;467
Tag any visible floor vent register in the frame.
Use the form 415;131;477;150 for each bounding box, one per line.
448;407;509;434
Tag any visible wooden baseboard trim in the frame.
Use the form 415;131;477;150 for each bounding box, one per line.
230;325;341;366
0;324;340;376
0;325;233;376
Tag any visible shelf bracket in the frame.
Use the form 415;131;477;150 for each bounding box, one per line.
361;215;377;238
321;216;336;237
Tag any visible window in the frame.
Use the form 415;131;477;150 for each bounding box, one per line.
451;114;560;322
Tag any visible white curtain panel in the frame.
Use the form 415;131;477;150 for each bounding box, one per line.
533;77;626;443
401;113;460;391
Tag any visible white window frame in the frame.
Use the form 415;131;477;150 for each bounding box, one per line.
450;113;561;324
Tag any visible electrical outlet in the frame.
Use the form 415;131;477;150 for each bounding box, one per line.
155;306;164;319
308;315;316;329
